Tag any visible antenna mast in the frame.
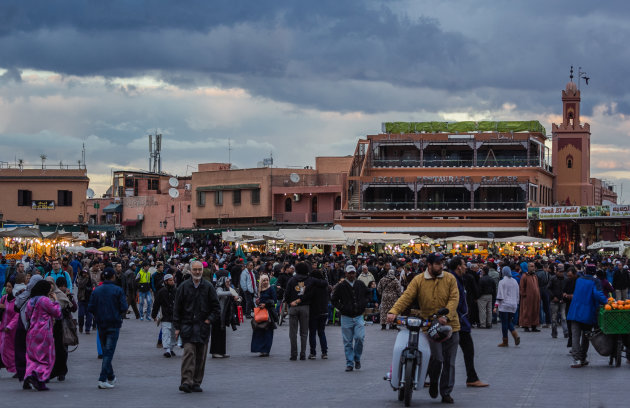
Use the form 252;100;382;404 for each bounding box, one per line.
228;137;232;166
148;131;162;173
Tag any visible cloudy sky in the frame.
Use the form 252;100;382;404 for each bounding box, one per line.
1;1;629;200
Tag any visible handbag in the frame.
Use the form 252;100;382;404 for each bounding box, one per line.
254;306;269;323
251;318;270;330
62;316;79;347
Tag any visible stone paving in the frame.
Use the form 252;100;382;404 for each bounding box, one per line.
0;317;628;408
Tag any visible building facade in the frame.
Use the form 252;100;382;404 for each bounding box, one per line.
191;157;351;229
0;165;89;229
338;121;554;236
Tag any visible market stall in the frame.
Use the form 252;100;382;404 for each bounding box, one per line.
494;235;554;256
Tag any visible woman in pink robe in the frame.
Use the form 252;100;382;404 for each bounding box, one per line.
23;280;61;391
0;282;19;373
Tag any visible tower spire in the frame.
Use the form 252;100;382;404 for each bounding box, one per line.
569;66;574;82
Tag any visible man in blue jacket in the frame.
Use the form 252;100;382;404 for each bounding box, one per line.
45;259;74;292
88;267;128;389
566;264;607;368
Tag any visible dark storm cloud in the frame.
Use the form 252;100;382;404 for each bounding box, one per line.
1;0;630;115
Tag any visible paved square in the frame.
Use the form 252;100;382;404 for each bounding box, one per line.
1;319;628;407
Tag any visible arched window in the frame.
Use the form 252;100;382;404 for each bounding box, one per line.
285;197;292;212
334;195;342;211
566;155;573;169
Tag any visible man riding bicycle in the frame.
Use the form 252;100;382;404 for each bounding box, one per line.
387;252;460;404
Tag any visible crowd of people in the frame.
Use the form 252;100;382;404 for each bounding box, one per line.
0;237;627;400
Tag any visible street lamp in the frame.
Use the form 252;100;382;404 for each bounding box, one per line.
163;219;168;229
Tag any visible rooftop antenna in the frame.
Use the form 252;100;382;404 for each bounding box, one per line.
228;136;232;166
81;142;86;169
148;131;162;173
40;154;47;169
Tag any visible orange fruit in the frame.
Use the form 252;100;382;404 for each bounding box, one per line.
609;297;615;302
605;304;612;311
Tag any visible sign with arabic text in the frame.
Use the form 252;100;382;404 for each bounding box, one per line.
528;205;630;220
31;200;55;210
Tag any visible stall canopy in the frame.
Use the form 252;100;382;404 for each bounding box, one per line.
587;241;630;252
0;227;43;238
444;236;488;242
66;245;87;253
345;233;419;245
222;231;281;242
103;203;123;213
494;235;553;244
276;229;347;245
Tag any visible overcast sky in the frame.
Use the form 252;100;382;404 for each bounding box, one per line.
1;1;629;201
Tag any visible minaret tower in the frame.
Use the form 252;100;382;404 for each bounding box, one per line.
551;67;593;205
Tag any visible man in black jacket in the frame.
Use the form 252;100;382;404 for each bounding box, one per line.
331;265;369;372
307;269;330;360
477;267;496;328
173;261;220;393
152;274;177;358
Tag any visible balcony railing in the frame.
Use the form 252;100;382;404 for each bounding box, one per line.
359;201;526;211
362;201;415;210
372;157;542;168
271;174;342;187
473;201;526;210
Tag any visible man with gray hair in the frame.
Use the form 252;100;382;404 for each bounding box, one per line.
173;260;220;393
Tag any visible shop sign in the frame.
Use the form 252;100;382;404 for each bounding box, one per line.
372;176;406;183
31;200;55;210
480;176;518;183
529;205;630;220
417;176;471;184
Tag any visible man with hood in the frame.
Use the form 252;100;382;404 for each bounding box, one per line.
566;264;607;368
284;262;313;361
152;274;177;358
519;262;540;332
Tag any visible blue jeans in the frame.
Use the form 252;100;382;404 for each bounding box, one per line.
78;301;93;332
499;311;515;338
340;315;364;367
309;314;328;355
98;327;120;382
138;291;152;319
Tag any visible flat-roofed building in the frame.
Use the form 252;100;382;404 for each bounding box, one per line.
0;165;89;228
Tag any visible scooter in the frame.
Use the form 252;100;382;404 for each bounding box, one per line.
385;308;450;407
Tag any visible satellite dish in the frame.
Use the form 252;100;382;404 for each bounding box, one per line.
290;173;300;183
168;188;180;198
168;177;178;187
86;188;95;199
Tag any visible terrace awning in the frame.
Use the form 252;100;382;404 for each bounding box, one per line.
103;203;123;213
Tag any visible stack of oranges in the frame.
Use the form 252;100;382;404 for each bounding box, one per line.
604;297;630;310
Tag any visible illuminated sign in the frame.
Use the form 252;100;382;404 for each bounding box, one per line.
31;200;55;210
528;205;629;220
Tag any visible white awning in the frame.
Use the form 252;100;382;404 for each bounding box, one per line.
494;235;553;244
277;229;347;245
444;235;489;242
345;233;420;245
340;226;528;233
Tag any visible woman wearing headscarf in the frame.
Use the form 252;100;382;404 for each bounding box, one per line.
377;269;403;330
13;274;43;382
45;276;77;382
24;280;61;391
0;282;19;375
250;274;277;357
494;266;520;347
210;277;239;358
519;262;541;332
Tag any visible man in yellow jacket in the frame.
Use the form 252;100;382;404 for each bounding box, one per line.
387;252;460;404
